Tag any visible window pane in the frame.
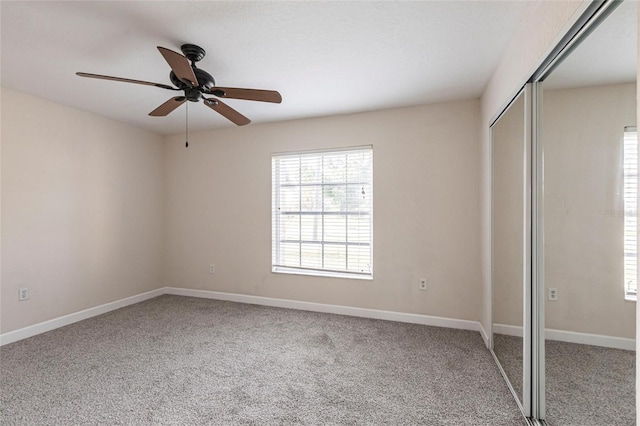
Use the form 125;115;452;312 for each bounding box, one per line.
301;243;322;269
323;153;347;183
279;243;299;267
280;214;300;241
301;185;321;212
623;129;638;297
347;153;373;183
324;214;346;242
301;156;322;184
347;245;371;273
323;185;346;212
324;244;346;271
278;157;300;185
301;214;322;242
347;215;371;243
279;186;299;212
346;184;371;212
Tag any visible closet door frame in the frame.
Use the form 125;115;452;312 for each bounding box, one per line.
489;83;534;422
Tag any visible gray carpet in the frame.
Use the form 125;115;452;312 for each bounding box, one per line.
545;339;635;426
1;295;524;425
493;333;523;405
492;334;636;426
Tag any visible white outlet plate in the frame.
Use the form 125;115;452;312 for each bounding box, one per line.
419;278;427;290
209;264;215;274
548;288;558;301
18;287;29;301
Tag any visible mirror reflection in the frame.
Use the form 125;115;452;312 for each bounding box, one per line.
541;2;637;424
492;90;525;406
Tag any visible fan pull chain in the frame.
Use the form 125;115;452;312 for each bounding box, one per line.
185;100;189;148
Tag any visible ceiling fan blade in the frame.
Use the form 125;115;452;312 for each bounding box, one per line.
157;46;198;88
204;98;251;126
208;87;282;104
76;72;177;90
149;97;187;116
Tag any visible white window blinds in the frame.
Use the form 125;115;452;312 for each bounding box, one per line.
623;127;637;299
272;146;373;279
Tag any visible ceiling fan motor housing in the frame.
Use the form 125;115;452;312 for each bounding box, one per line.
169;45;215;100
170;67;215;96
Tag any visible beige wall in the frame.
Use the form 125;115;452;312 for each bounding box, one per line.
543;83;636;339
492;92;525;328
164;100;483;321
1;88;165;333
480;0;587;339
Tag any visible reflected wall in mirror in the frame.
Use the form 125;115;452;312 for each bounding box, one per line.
492;90;525;407
540;1;637;425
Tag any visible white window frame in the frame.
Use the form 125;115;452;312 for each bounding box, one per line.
623;127;637;301
271;146;373;280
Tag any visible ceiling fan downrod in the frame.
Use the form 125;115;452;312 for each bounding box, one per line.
185;100;189;148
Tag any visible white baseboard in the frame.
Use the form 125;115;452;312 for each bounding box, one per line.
7;286;631;352
478;322;490;348
545;328;635;351
1;286;485;346
0;288;164;346
494;323;523;337
164;287;483;334
493;323;635;351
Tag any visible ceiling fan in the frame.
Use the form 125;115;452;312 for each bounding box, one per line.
77;43;282;126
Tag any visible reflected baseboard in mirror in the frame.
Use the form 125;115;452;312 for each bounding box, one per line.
544;340;635;426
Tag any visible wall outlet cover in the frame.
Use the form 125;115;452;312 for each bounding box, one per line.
18;287;29;301
419;278;427;290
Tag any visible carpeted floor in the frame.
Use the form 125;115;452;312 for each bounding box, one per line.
492;333;523;405
1;295;524;425
492;333;636;426
545;339;635;426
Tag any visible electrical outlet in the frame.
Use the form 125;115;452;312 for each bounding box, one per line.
209;264;215;274
419;278;427;290
548;288;558;301
18;287;29;301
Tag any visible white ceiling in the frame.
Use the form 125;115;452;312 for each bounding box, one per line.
0;1;533;135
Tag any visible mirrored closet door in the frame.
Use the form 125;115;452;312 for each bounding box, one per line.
490;1;638;425
491;87;531;417
535;0;637;424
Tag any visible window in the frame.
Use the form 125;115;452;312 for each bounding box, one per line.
272;146;373;279
623;127;637;300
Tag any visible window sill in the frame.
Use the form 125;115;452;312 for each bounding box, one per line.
272;266;373;281
625;294;637;302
